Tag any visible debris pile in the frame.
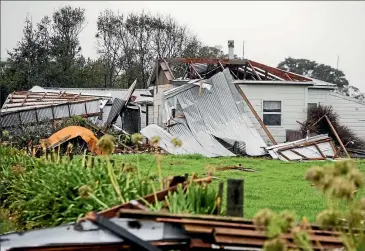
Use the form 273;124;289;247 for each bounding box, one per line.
142;69;267;157
266;134;336;161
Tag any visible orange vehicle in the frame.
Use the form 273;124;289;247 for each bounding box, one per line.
40;126;102;155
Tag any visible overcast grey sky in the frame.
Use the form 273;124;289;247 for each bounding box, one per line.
1;1;365;91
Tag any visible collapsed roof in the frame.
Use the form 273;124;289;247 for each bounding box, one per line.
142;57;337;158
0;85;152;130
0;89;102;128
142;68;268;157
147;58;336;88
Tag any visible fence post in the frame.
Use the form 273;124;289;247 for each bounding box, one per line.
226;179;244;217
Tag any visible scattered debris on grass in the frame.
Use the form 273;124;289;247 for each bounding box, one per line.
216;164;256;172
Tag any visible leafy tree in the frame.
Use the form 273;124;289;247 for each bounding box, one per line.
4;16;52;91
1;5;88;98
50;6;86;87
277;57;349;89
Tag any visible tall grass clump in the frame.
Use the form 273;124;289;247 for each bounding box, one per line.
0;145;154;230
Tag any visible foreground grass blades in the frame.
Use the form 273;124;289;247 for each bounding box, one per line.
0;147;220;232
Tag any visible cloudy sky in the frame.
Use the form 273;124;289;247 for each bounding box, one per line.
1;1;365;91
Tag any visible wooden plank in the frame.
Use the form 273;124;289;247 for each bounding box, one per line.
278;151;291;161
247;61;261;80
314;143;326;158
289;149;308;160
235;84;277;145
325;115;351;159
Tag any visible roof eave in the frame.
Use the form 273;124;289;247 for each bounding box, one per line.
233;80;314;86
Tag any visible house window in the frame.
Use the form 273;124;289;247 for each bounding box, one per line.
263;101;281;126
307;103;318;110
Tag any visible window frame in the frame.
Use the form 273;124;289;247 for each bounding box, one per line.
307;102;318;110
262;100;282;126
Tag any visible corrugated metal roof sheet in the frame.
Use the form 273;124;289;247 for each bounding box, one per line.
164;69;267;156
141;124;215;156
0;99;101;128
1;218;186;251
1;90;99;113
37;86;153;104
104;80;137;128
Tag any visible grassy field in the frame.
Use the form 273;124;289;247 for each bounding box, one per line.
2;149;365;234
106;154;365;222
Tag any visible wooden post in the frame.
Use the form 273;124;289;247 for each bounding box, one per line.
90;156;94;168
325;115;351;159
235;84;277;145
216;182;224;215
226;179;244;217
45;149;49;160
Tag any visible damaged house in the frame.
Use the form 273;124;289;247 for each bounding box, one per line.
0;84;153;136
142;42;365;158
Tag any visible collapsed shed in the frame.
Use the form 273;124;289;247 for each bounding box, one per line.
0;85;154;136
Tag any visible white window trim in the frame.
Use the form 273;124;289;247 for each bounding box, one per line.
262;100;282;127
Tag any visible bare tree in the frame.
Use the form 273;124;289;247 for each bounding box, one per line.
96;10;201;88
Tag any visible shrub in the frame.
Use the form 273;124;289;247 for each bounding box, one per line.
302;105;365;149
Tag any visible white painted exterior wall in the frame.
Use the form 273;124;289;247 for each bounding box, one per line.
239;84;365;144
239;84;308;144
153;84;171;125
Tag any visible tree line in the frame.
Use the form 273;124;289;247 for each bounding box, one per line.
1;5;362;106
0;5;225;105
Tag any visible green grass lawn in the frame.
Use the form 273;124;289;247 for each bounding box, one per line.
104;154;365;222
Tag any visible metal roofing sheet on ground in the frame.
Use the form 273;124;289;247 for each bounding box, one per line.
141;124;212;156
171;69;267;156
167;123;229;157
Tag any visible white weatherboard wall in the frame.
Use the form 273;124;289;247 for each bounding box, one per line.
308;88;365;141
307;88;328;105
153;84;171;125
239;84;308;144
